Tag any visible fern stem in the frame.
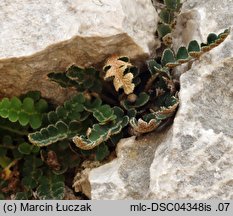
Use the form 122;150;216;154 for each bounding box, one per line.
0;125;28;136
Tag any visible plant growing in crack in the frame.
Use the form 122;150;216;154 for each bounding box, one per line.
0;0;230;200
28;27;230;150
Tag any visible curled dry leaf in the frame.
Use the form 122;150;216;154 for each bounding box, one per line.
156;99;179;118
104;55;135;94
130;118;161;135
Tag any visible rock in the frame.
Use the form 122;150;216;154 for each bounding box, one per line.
148;57;233;199
170;0;232;77
0;0;158;103
89;131;168;200
173;0;233;62
89;56;233;200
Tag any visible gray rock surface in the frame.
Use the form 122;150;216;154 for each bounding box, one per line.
173;0;233;61
89;131;168;199
148;57;233;199
0;0;158;103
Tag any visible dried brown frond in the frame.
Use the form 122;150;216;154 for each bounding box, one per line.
104;55;135;94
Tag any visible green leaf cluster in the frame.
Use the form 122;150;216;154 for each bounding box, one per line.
0;93;66;200
0;129;80;200
149;29;230;72
28;93;128;152
73;107;129;150
157;0;182;43
0;94;48;129
0;0;230;200
36;173;65;200
0;132;67;199
28;94;87;147
28;28;230;146
48;65;102;93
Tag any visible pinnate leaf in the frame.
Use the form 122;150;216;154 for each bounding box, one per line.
28;121;69;147
48;65;102;92
93;105;117;124
73;107;129;150
0;96;47;129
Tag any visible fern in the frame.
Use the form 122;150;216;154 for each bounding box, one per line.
148;29;230;74
27;28;230;149
0;0;230;200
103;55;135;94
28;95;128;150
48;65;102;93
0;95;48;129
157;0;182;44
73;107;129;150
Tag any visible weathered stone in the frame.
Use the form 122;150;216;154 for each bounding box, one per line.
89;131;168;200
148;57;233;199
0;0;158;103
173;0;233;61
169;0;232;77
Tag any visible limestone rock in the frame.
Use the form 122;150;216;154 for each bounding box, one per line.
169;0;232;77
173;0;233;62
89;131;168;200
148;57;233;199
0;0;158;103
